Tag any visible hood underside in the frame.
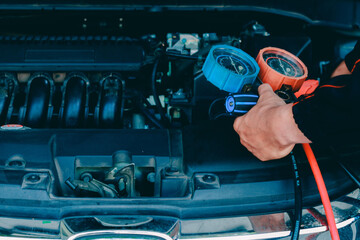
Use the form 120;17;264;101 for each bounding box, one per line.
0;0;359;29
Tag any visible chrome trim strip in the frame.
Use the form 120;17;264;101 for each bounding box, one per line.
181;217;358;240
299;217;356;235
0;215;358;240
180;232;290;240
67;229;174;240
0;238;50;240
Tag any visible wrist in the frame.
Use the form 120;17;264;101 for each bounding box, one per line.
271;104;311;145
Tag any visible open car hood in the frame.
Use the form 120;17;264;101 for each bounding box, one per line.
0;0;360;239
0;0;359;29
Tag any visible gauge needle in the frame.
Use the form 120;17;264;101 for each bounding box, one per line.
278;58;287;76
229;56;240;74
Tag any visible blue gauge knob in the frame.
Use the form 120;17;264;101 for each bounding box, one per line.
226;94;259;115
202;45;260;93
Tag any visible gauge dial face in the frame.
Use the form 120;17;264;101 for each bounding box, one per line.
263;50;305;77
213;48;256;76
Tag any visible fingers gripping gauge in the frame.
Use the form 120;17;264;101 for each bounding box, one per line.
202;45;260;93
256;47;308;91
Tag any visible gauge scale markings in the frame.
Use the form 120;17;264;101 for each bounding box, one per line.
263;52;304;78
216;55;249;75
212;48;257;76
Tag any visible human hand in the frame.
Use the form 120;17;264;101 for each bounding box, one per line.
331;60;351;78
233;84;310;161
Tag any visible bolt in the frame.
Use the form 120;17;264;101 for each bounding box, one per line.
172;109;181;119
27;174;41;183
202;174;216;183
147;172;156;183
80;173;93;182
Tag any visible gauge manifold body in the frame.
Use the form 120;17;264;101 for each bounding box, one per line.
256;47;308;91
202;45;260;93
225;94;259;115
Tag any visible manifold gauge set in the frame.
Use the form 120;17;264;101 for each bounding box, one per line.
202;44;309;116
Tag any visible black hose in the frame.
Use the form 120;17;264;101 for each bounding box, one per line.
151;59;169;127
290;151;302;240
208;98;226;120
213;113;229;120
296;39;312;57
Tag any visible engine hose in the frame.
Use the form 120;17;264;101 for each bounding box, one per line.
151;59;169;127
296;39;312;57
290;151;302;240
0;73;17;124
166;52;202;60
208;98;226;120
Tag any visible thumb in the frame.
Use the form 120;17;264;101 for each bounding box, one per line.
258;83;274;96
233;116;243;133
257;83;277;102
257;83;285;106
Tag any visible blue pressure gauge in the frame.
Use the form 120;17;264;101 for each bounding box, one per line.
202;45;260;93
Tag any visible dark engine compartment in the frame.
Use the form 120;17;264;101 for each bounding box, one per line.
0;10;355;129
0;8;360;221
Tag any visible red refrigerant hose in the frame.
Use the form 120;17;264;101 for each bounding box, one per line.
302;143;340;240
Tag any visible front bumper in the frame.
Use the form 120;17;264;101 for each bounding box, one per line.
1;189;360;240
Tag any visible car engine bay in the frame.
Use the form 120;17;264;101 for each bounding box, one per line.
1;5;360;239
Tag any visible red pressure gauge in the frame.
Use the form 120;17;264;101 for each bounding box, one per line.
256;47;308;91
